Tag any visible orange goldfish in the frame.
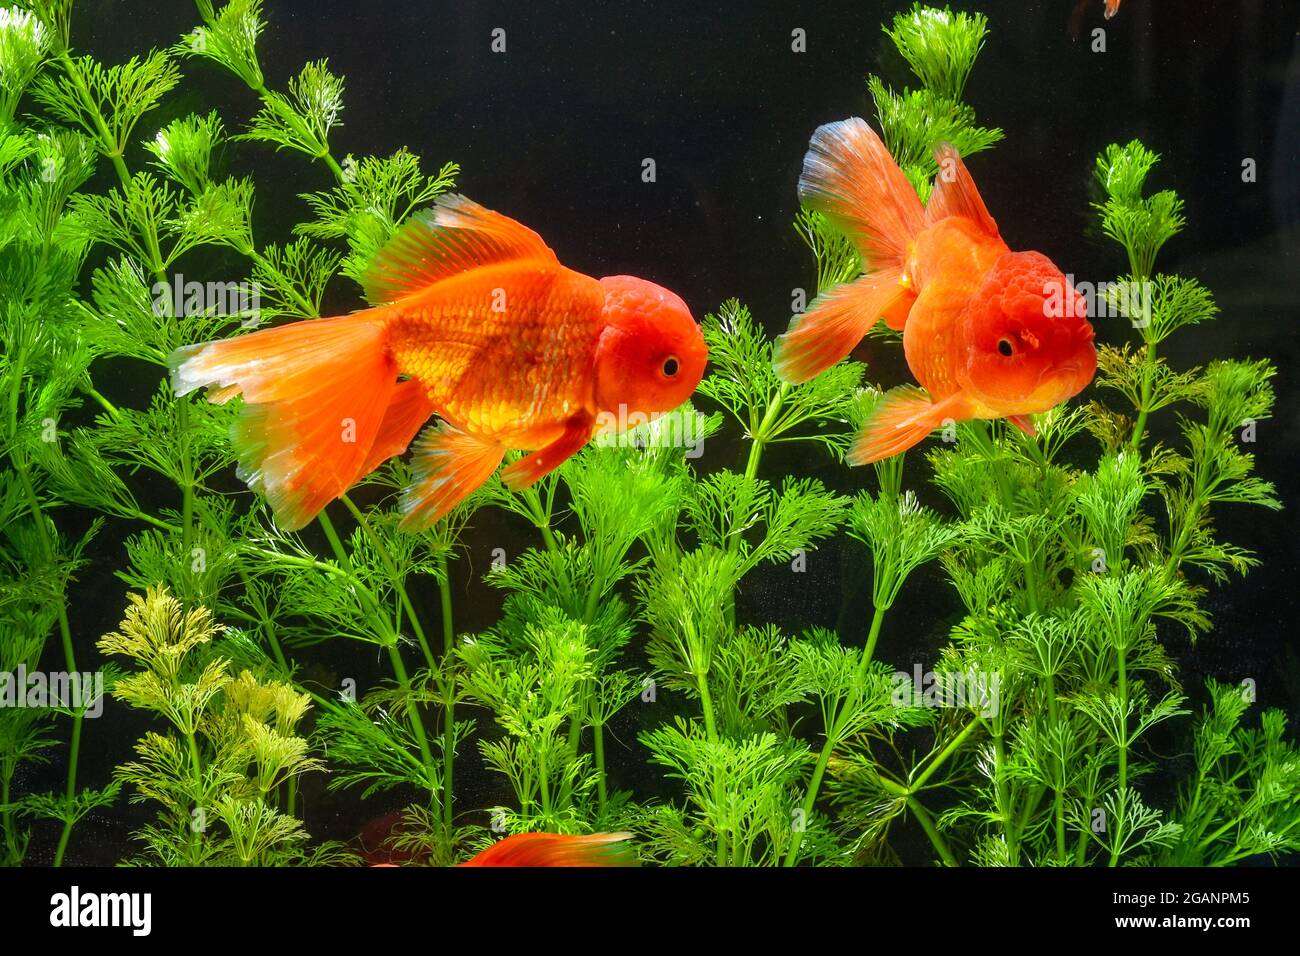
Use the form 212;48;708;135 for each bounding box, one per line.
458;831;636;867
170;196;706;530
368;832;636;868
1072;0;1122;37
773;119;1096;463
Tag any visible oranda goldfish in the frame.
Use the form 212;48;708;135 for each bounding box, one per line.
773;118;1096;463
170;195;706;531
369;832;636;868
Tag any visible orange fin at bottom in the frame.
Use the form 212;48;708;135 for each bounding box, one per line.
398;421;504;530
849;386;970;465
500;414;594;490
1007;414;1036;437
458;832;637;867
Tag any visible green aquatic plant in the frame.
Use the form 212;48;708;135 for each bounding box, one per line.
97;585;345;865
0;0;1292;870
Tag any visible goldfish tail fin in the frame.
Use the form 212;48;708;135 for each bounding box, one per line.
849;386;970;465
926;144;1001;240
774;269;915;384
169;312;401;530
462;832;638;868
398;420;504;530
798;118;925;268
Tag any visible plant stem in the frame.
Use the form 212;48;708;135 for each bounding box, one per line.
1116;645;1129;792
7;342;83;865
1130;341;1156;451
537;745;553;820
744;384;790;480
861;603;886;667
784;604;898;866
339;494;436;669
784;740;834;867
1047;674;1067;864
1;774;17;863
907;796;957;866
436;553;456;834
910;717;980;793
317;510;439;801
592;721;607;814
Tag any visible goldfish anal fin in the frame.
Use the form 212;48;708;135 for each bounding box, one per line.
798;117;925;268
499;414;594;490
1008;414;1037;437
170;314;397;531
398;420;505;530
926;144;1001;240
773;269;913;384
849;386;970;465
359;379;437;477
362;194;558;306
460;832;637;868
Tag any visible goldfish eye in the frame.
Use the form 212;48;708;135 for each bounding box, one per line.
997;338;1014;357
662;356;680;377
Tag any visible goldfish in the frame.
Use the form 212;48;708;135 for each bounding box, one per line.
458;831;636;867
170;195;706;530
1072;0;1122;37
368;832;636;868
773;118;1096;463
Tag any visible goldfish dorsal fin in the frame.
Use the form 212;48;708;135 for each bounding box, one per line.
926;144;1001;240
362;195;558;306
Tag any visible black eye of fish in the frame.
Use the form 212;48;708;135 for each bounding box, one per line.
997;338;1014;357
662;356;680;376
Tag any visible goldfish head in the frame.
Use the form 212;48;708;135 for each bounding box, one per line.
592;276;707;424
958;251;1096;415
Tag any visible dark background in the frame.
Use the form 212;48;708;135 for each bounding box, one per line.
24;0;1300;863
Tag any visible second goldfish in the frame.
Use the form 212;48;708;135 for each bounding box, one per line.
774;118;1096;463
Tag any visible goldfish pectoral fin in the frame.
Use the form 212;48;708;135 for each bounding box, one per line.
361;194;557;306
849;386;970;465
398;421;504;531
925;144;1001;240
1007;414;1037;437
773;270;913;384
500;415;594;490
